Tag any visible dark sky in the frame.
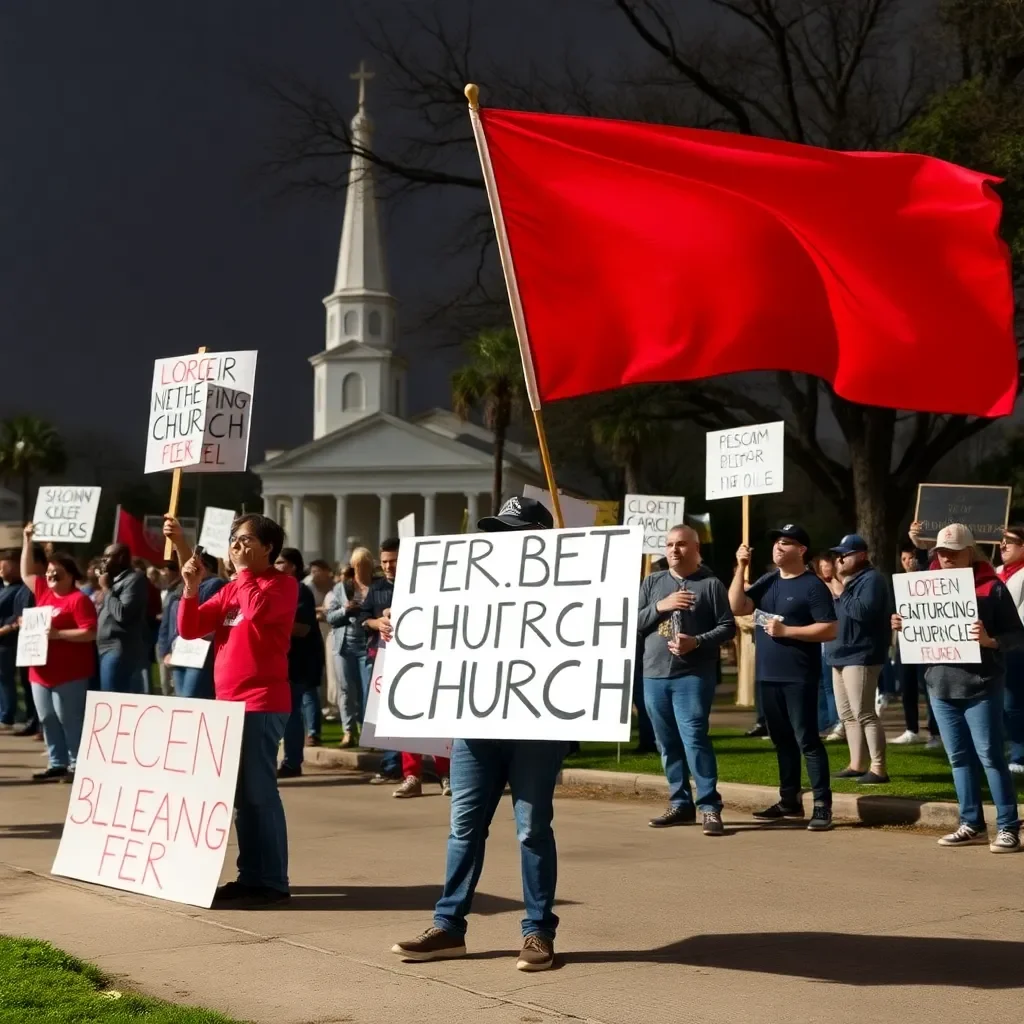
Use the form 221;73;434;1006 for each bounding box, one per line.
1;0;642;476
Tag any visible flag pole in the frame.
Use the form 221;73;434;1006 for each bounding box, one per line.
164;345;207;558
464;83;565;529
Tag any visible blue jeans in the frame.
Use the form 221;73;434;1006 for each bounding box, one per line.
335;647;366;732
1003;652;1024;766
235;711;290;893
0;652;16;725
434;739;568;940
931;689;1021;833
643;671;721;812
171;666;215;700
282;684;321;769
99;649;139;693
31;679;88;770
817;652;838;733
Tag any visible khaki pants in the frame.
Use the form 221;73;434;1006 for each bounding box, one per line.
832;665;887;773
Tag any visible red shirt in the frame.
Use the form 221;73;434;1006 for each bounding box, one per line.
30;578;98;687
178;567;297;712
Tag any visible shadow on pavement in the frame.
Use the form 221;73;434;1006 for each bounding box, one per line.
278;885;577;914
0;822;65;840
561;932;1024;987
277;775;371;789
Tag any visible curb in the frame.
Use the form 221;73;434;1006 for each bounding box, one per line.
306;746;961;829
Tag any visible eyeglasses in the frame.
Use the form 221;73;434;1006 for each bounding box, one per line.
229;534;259;547
1001;537;1023;546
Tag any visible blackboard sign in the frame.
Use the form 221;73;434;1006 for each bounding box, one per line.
914;484;1012;544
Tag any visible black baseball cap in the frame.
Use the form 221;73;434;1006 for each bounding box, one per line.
768;523;811;548
478;495;554;532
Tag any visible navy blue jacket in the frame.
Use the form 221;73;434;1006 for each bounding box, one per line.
827;566;891;667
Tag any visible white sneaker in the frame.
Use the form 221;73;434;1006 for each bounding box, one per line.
926;736;943;750
890;730;923;745
1009;763;1024;775
990;829;1022;853
938;823;988;847
825;724;845;742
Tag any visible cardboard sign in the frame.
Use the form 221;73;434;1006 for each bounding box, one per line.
623;494;686;555
893;568;981;665
16;607;53;667
169;637;212;670
32;486;101;544
522;485;608;528
51;692;245;908
198;507;236;561
375;526;643;742
183;350;258;475
914;484;1012;545
361;649;452;758
397;513;416;539
705;421;785;500
146;355;212;473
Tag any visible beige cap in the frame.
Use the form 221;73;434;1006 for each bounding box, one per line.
934;523;975;551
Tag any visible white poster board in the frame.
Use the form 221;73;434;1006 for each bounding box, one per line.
16;607;53;667
522;485;600;528
184;350;258;474
169;637;212;670
51;692;245;908
375;525;643;741
145;354;212;473
32;487;102;544
361;649;452;758
623;494;686;555
705;421;785;500
198;507;236;561
893;568;981;665
397;513;416;539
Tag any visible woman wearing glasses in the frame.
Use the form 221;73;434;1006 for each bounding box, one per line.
19;524;97;782
997;525;1024;774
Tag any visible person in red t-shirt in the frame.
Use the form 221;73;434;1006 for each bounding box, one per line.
167;512;296;905
20;524;97;782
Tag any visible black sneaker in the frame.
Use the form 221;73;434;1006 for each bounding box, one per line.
277;764;302;779
752;801;804;821
31;767;70;782
857;771;890;785
648;805;697;828
745;723;768;738
833;768;864;779
702;810;725;836
255;887;291;904
807;805;834;831
213;881;263;902
391;927;467;962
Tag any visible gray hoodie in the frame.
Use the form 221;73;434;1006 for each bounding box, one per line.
637;566;736;678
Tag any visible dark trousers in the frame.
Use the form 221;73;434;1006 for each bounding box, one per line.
761;680;832;808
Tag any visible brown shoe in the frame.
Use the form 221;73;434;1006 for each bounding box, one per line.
339;732;354;749
391;926;466;961
304;735;321;748
517;934;555;972
393;776;422;799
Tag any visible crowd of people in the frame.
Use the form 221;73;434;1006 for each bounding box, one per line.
2;498;1023;972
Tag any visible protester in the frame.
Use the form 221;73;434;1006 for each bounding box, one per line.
19;525;97;781
392;495;569;972
813;553;843;741
96;543;149;693
637;524;736;834
893;524;1022;851
173;512;296;902
276;548;325;779
304;558;337;723
0;549;32;731
156;558;181;696
729;524;837;831
139;558;164;693
359;537;402;784
996;524;1024;774
325;551;373;747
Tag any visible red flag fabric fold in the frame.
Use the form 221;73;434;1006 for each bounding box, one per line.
478;108;1017;417
114;508;165;565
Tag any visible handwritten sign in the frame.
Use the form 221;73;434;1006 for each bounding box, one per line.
397;513;416;539
169;637;212;670
198;507;236;561
51;693;245;908
914;484;1012;545
32;487;101;544
893;568;981;665
361;649;451;758
375;526;643;742
522;485;611;528
623;494;685;555
16;607;53;667
706;421;785;500
145;355;212;473
183;350;258;475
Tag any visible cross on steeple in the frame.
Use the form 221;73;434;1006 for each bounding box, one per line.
350;60;374;109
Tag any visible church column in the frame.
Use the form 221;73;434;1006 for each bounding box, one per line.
423;493;437;536
377;493;392;544
334;495;348;563
465;492;479;533
290;494;305;551
262;493;275;518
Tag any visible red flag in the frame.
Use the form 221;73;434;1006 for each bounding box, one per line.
114;507;165;564
476;108;1017;417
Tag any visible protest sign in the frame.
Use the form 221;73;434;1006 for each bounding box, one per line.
398;513;416;538
892;568;981;665
705;421;785;500
51;692;245;908
523;485;610;528
169;637;212;670
375;525;643;742
361;649;452;758
623;494;685;555
198;507;236;561
16;607;53;667
184;350;258;474
145;355;212;473
914;484;1012;545
32;487;101;544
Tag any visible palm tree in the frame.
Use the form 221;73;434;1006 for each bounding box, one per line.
0;416;67;523
451;327;526;515
591;403;661;495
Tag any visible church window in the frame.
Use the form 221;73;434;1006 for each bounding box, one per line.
343;310;358;336
368;310;382;336
342;372;365;411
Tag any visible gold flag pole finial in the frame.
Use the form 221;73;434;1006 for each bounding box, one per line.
464;83;480;110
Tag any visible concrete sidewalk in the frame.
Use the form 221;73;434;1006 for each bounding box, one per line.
1;735;1022;1024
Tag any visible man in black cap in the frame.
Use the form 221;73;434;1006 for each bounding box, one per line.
729;524;837;830
392;495;569;972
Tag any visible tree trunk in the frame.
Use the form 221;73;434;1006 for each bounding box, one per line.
492;426;505;516
847;408;900;572
20;468;31;526
624;458;639;497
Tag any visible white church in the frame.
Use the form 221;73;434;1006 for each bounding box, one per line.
254;66;543;562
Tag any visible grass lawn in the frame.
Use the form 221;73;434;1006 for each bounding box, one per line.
0;938;238;1024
